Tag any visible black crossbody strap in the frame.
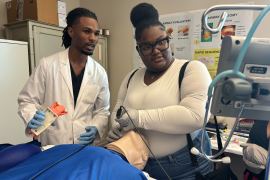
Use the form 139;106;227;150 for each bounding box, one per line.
178;61;190;90
180;61;199;168
214;116;223;151
127;69;139;88
187;134;199;166
186;106;226;168
186;119;226;165
177;61;198;167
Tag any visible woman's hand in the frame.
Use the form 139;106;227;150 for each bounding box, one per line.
116;108;139;132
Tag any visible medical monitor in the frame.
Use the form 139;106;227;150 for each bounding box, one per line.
211;36;270;120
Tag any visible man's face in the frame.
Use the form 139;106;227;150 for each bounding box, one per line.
68;17;100;56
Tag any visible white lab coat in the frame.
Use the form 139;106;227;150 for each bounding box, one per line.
18;49;110;146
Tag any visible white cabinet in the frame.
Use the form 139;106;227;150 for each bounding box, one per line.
5;20;64;73
0;39;31;144
5;20;109;73
92;36;108;71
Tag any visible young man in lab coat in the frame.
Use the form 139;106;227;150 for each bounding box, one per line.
18;8;110;146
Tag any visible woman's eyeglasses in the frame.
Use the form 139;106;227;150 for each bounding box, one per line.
137;36;170;56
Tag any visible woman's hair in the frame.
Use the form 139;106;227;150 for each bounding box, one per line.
130;3;165;41
62;7;98;48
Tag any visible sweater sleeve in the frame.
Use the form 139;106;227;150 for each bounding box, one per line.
138;61;212;134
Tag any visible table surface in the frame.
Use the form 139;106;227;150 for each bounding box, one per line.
208;131;248;155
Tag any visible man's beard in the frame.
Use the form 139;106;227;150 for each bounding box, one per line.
81;49;93;56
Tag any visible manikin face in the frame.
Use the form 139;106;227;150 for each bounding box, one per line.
137;25;173;73
68;16;100;56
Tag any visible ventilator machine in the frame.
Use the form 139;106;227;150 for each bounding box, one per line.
190;4;270;179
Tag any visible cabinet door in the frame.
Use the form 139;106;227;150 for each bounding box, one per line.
92;36;108;71
32;25;65;69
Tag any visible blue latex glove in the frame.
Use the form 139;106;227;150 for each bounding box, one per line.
78;126;98;145
27;111;45;129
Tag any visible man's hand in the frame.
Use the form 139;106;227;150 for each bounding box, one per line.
27;111;45;129
78;126;98;145
115;108;139;132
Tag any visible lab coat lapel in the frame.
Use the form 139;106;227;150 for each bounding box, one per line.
59;49;73;98
74;57;93;113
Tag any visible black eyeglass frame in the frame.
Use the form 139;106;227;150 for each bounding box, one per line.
136;36;170;56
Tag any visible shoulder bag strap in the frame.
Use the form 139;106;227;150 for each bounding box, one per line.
178;61;190;90
214;115;225;157
178;60;199;168
177;61;199;167
127;69;139;88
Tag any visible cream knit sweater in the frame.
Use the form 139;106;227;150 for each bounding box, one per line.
111;59;212;157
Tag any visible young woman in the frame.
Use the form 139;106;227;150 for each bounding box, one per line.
108;3;213;179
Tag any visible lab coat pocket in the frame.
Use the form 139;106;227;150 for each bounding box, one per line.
81;84;100;105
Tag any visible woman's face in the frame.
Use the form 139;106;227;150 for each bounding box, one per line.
137;25;173;72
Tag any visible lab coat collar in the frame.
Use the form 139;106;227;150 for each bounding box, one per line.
59;48;73;101
75;56;94;106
